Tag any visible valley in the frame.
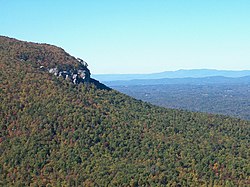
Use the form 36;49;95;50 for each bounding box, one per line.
112;84;250;121
0;36;249;186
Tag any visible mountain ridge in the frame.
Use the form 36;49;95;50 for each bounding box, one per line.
0;35;109;90
104;75;250;86
93;69;250;82
0;36;249;186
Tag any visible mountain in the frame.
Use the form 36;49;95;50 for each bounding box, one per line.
104;76;250;86
0;36;249;186
0;36;109;90
93;69;250;82
103;76;250;86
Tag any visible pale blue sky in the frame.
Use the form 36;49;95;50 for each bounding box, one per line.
1;0;250;74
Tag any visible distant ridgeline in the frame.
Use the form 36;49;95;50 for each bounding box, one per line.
0;36;109;89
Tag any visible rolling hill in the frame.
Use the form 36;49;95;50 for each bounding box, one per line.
0;36;249;186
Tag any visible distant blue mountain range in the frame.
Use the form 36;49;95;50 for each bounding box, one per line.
93;69;250;82
104;76;250;86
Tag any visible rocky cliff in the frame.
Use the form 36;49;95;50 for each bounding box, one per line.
0;36;109;89
42;58;90;84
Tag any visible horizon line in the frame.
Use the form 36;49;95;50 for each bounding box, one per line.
92;68;250;75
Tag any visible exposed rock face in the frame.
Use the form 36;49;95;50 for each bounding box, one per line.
0;36;110;90
44;59;91;84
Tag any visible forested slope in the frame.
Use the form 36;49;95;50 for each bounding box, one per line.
0;36;249;186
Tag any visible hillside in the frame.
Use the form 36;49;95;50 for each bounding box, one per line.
0;36;249;186
103;71;250;121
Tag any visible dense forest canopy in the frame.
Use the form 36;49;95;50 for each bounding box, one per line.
0;36;249;186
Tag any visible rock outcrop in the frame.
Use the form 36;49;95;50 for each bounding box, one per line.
44;58;90;84
0;36;110;90
40;61;110;90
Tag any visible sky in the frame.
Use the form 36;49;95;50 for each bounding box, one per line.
1;0;250;74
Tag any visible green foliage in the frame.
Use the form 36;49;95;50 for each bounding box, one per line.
0;36;249;186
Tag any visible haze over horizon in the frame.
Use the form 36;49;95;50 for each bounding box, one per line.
93;68;250;75
1;0;250;74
